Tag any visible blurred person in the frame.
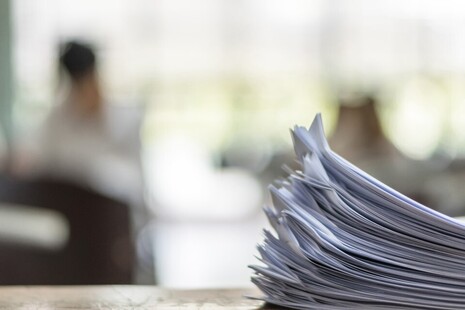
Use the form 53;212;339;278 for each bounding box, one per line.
19;40;153;283
329;93;431;204
330;95;397;161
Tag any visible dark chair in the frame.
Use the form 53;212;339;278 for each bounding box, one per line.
0;176;134;284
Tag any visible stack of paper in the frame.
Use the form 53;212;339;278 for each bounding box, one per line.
250;114;465;309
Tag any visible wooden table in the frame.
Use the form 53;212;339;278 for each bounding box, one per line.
0;286;275;309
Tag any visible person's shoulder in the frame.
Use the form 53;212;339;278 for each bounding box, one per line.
103;100;144;130
47;100;75;121
101;100;145;149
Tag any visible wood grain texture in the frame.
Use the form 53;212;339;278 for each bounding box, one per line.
0;286;271;309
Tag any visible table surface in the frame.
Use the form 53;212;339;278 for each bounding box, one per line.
0;286;278;309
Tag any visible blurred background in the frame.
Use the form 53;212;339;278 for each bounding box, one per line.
2;0;465;288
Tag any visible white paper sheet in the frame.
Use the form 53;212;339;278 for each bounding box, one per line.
250;114;465;309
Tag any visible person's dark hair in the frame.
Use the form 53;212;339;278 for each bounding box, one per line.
59;41;96;81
